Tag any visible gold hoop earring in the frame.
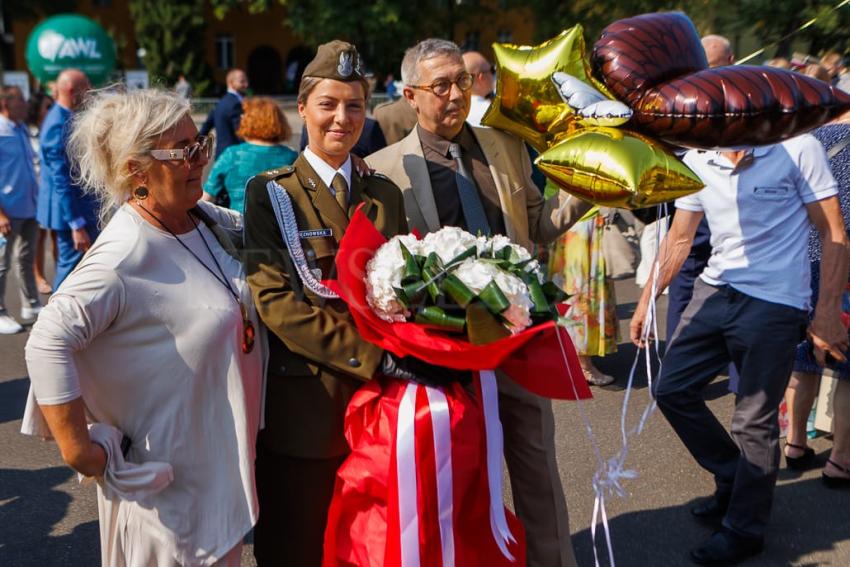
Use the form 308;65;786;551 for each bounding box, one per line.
133;186;149;201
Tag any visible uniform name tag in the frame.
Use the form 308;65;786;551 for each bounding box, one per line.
299;228;333;239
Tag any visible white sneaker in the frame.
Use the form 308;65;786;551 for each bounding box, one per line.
20;304;43;321
0;314;23;334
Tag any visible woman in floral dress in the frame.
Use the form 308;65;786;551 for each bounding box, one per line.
549;209;619;385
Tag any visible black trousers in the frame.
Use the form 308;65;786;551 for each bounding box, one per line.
253;446;346;566
655;280;807;538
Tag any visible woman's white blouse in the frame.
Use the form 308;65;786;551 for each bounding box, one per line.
25;202;263;565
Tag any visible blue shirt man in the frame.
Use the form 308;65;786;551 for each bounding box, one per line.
35;69;97;288
0;86;41;333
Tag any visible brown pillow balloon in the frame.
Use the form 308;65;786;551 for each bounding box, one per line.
591;12;708;106
591;11;850;149
635;65;850;149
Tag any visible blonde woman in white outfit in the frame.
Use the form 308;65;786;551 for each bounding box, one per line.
23;89;264;566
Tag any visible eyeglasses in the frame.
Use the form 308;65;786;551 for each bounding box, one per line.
408;72;474;97
150;135;213;165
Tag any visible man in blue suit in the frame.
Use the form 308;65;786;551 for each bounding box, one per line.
200;68;249;158
37;69;98;289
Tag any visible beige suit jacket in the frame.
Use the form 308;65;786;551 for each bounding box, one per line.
365;126;592;250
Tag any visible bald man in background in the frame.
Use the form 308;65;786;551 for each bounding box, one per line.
666;35;734;351
462;51;496;127
701;35;735;68
36;68;96;289
200;68;249;159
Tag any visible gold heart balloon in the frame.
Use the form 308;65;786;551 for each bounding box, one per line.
536;127;703;209
482;25;615;153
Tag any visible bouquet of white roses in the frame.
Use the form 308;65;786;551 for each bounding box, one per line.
365;226;566;344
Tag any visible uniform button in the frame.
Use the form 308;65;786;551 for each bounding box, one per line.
278;365;287;373
348;358;361;368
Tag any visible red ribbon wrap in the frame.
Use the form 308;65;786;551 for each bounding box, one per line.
322;209;591;566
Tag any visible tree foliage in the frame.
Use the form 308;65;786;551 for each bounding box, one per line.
128;0;214;95
207;0;472;77
523;0;850;59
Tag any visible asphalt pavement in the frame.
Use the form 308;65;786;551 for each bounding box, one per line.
1;265;848;566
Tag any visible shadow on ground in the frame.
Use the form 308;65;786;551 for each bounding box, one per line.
592;342;665;392
572;476;850;566
0;466;100;565
0;377;28;424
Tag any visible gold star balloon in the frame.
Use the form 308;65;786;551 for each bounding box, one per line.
536;128;703;209
482;25;615;153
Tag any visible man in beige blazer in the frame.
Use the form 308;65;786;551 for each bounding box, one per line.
366;38;592;567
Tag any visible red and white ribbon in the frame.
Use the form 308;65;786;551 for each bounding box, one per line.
426;386;456;567
480;370;517;561
395;375;516;566
397;383;421;567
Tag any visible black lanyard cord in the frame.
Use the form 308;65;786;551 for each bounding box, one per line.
136;203;239;304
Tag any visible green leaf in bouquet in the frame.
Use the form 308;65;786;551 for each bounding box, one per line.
446;245;478;268
393;286;411;308
527;278;551;314
400;281;426;306
421;253;444;302
466;301;512;345
442;274;476;308
399;241;422;285
478;281;511;314
423;252;443;272
414;306;466;332
542;280;568;304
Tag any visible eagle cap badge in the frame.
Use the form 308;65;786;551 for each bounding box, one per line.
338;51;354;77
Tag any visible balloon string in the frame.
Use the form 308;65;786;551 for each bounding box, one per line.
555;204;671;566
736;0;850;64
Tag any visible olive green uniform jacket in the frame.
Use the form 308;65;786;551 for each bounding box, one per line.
244;154;408;458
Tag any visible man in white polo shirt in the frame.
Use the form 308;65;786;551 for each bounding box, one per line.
630;134;850;565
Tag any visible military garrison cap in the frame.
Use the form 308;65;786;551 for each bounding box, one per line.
302;40;367;83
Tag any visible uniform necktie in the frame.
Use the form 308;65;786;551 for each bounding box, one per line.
331;173;348;213
448;142;491;236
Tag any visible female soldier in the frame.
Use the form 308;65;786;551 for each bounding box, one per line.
244;41;445;565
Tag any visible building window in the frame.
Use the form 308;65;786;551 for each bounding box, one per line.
497;29;513;43
216;34;234;70
462;31;480;52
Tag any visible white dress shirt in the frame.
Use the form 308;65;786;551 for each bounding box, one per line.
303;146;353;197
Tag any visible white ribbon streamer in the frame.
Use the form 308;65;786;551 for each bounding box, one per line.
397;382;421;567
480;370;517;561
425;386;456;567
553;204;669;567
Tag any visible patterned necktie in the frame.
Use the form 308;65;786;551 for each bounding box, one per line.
448;142;491;236
331;173;348;213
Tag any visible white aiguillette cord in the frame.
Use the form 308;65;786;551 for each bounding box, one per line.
554;203;667;567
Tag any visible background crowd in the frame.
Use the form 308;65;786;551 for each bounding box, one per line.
2;21;850;567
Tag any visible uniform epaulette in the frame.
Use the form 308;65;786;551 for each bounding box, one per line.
266;165;295;178
247;167;296;194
